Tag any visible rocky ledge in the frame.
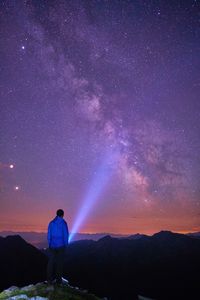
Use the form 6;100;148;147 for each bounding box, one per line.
0;282;101;300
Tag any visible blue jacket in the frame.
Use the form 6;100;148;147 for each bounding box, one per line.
47;216;69;249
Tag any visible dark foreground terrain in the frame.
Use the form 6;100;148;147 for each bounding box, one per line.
0;282;100;300
1;231;200;299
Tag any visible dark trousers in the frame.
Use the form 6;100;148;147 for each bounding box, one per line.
47;246;65;283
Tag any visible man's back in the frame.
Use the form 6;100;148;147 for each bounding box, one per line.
47;209;69;284
48;216;69;249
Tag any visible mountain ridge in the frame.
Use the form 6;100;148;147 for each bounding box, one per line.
1;231;200;299
2;229;198;248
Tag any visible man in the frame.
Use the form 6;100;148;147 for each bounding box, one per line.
47;209;69;285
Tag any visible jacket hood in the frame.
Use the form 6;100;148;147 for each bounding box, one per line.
53;216;64;223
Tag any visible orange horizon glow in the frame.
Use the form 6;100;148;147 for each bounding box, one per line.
0;228;199;235
1;191;199;236
1;224;199;235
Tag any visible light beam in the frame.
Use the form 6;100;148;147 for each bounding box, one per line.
69;152;115;243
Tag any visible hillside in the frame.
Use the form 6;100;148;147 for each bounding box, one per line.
0;282;100;300
0;231;128;248
1;232;200;299
0;235;47;291
63;231;200;299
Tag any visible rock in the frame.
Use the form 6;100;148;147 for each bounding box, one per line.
138;295;155;300
21;285;34;292
34;283;43;288
30;297;48;300
1;286;18;297
0;282;100;300
45;285;54;292
61;277;69;284
9;294;29;299
5;287;18;292
8;296;48;300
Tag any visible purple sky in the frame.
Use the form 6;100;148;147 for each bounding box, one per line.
0;0;200;234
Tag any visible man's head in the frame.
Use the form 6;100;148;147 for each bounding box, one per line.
56;209;64;217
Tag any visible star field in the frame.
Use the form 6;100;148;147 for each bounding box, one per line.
0;0;200;234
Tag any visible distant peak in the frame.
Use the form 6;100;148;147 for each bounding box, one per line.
0;235;28;245
153;230;173;235
127;233;147;239
98;235;112;242
5;234;25;241
152;231;182;239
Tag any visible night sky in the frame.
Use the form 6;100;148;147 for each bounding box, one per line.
1;0;200;235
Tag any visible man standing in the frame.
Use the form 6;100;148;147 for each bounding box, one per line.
47;209;69;285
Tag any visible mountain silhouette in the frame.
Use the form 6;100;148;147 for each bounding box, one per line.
0;231;127;248
63;231;200;299
187;231;200;239
0;235;47;291
126;233;148;240
1;231;200;299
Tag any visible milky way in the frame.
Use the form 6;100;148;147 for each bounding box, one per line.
0;0;200;234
